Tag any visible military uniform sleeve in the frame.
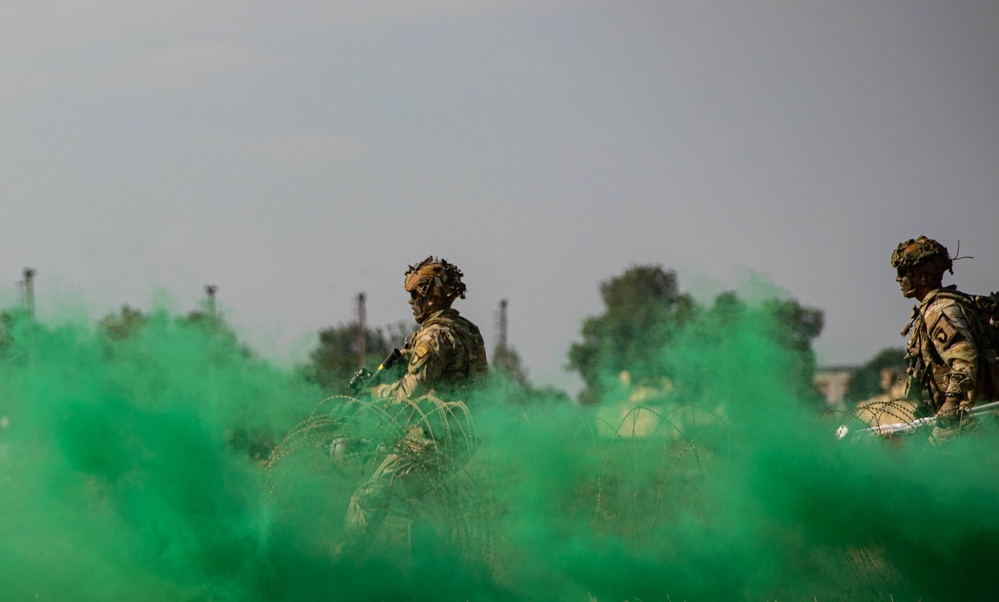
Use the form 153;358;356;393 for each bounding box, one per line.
927;304;979;412
376;325;457;401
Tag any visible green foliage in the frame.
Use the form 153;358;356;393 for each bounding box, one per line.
762;297;825;400
0;305;323;601
846;347;906;402
302;320;411;393
0;308;29;363
568;265;824;405
97;303;255;362
98;305;148;341
568;265;697;403
3;291;999;601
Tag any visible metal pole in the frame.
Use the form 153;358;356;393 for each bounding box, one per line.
21;268;36;373
499;299;508;354
23;268;35;321
205;285;218;319
357;292;366;369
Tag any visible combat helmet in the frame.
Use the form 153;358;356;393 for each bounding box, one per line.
404;256;467;303
891;236;953;275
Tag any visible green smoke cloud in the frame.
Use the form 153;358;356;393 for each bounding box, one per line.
0;294;996;601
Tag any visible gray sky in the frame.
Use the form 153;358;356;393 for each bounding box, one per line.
1;1;997;393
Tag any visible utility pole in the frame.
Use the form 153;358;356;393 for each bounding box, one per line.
202;285;220;409
21;268;36;373
495;299;510;371
498;299;508;356
205;285;218;319
22;268;36;321
357;292;366;369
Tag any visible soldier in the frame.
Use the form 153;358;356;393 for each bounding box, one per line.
892;236;999;444
333;256;487;562
370;256;488;401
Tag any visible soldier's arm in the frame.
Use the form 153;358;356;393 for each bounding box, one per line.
375;327;456;401
928;305;979;413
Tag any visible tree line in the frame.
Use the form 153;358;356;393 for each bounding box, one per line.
0;264;902;407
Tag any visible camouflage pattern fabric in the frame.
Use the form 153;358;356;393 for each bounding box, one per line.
404;256;467;302
903;286;999;443
336;308;486;562
331;426;436;562
374;308;488;401
891;236;954;275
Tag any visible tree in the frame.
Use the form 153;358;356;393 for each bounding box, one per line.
764;298;825;401
567;265;697;404
97;303;250;355
179;303;252;358
98;305;148;341
0;309;25;357
567;265;824;406
303;321;411;393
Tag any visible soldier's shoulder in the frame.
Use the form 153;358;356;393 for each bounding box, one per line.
923;289;969;317
930;286;976;305
413;321;462;353
923;302;978;351
455;314;483;335
413;322;450;344
408;327;450;366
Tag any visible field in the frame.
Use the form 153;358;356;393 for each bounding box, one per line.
2;314;998;601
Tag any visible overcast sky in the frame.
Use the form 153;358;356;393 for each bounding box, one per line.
1;1;997;393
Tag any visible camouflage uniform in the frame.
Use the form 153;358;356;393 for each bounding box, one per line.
894;237;999;443
334;258;487;562
902;287;996;414
374;307;488;401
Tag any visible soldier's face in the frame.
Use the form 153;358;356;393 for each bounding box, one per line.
896;268;917;298
409;288;443;323
896;267;938;300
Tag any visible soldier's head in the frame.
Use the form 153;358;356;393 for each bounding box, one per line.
891;236;951;300
403;256;467;323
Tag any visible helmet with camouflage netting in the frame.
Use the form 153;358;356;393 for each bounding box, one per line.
891;236;953;275
404;256;467;304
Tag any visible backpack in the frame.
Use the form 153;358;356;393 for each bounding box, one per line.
903;289;999;405
962;291;999;400
969;292;999;350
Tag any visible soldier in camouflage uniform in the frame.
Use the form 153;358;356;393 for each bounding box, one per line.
892;236;999;445
333;256;487;562
370;256;488;401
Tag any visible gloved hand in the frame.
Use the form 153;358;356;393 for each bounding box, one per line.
936;398;961;427
369;383;391;399
929;424;959;447
348;368;372;394
929;402;973;447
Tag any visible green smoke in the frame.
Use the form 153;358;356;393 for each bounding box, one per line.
0;294;996;601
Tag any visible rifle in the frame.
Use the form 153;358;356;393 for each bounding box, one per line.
835;400;999;440
348;348;405;395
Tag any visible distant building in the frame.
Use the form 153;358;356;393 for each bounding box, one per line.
813;367;855;409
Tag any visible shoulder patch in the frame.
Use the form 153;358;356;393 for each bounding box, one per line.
414;342;430;359
930;313;959;348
